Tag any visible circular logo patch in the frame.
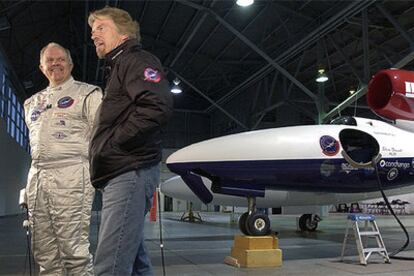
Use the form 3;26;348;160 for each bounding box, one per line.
143;67;161;83
31;110;41;121
57;96;74;108
320;135;340;156
387;168;398;181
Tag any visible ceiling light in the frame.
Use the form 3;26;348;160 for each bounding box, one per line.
315;69;328;83
236;0;254;7
171;78;182;94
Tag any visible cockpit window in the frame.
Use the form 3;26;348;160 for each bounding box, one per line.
330;116;357;126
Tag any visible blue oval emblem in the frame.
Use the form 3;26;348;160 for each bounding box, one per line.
57;96;74;108
320;135;340;156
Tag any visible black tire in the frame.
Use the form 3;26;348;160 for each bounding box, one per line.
299;214;318;232
238;212;250;235
245;212;271;236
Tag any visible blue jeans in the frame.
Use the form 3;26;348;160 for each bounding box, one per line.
94;164;160;276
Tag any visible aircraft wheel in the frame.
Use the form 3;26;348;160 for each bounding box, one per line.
299;214;318;232
245;212;271;236
238;212;250;235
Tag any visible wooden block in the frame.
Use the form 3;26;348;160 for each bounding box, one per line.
233;235;279;250
230;248;282;268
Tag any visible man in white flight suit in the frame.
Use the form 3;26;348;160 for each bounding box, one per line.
24;42;102;275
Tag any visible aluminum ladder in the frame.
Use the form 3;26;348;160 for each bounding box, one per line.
341;213;390;265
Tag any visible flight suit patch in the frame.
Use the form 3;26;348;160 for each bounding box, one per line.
52;119;69;128
52;131;68;139
57;96;74;108
31;109;42;121
30;103;48;121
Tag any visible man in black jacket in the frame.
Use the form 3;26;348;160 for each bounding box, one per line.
88;6;173;276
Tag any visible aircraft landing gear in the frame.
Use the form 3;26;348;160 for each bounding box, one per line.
238;196;271;236
298;214;321;232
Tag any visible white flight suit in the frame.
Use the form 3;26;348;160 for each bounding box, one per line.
24;77;102;276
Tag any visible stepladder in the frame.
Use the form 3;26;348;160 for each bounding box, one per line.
341;213;390;265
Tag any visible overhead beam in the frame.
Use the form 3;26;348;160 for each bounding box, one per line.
204;0;377;112
362;9;370;82
193;2;267;83
169;1;216;68
251;59;301;122
285;100;316;121
251;72;280;129
322;37;338;100
322;50;414;122
180;2;234;74
327;35;364;84
376;3;414;49
176;0;317;101
169;68;249;130
169;12;208;68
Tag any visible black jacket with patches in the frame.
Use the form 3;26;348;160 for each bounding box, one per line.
89;39;173;188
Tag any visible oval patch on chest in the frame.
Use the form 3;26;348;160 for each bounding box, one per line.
57;96;74;108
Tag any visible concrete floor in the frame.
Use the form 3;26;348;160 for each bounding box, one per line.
1;211;414;275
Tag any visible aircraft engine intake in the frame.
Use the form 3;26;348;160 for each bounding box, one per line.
339;129;380;168
367;69;414;121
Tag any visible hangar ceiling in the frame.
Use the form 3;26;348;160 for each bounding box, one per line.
0;0;414;143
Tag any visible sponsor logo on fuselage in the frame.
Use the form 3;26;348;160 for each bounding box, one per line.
319;135;340;156
379;159;410;169
387;168;399;181
341;163;358;173
320;160;335;177
405;81;414;98
340;163;374;174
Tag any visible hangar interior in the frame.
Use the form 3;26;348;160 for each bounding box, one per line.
1;0;414;275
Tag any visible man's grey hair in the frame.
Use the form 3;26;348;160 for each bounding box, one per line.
40;42;73;65
88;6;140;42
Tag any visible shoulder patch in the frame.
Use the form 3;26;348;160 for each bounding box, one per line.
143;67;162;83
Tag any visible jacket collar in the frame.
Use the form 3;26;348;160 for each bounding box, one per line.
105;39;141;66
47;76;74;92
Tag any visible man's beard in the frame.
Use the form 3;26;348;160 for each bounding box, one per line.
96;49;106;59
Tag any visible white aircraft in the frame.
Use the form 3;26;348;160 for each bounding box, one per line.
163;69;414;236
161;174;414;232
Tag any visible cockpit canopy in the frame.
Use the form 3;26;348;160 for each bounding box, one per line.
330;116;357;126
